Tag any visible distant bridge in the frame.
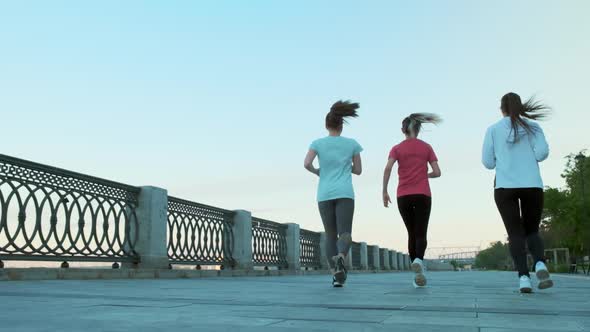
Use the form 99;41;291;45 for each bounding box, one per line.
425;246;481;264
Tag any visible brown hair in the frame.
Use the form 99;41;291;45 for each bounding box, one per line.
326;100;359;129
401;113;443;137
501;92;550;142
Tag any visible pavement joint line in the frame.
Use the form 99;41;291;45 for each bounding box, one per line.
264;319;288;327
4;290;590;317
237;315;385;325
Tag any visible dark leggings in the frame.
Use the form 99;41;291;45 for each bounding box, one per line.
494;188;545;277
318;198;354;268
397;194;432;261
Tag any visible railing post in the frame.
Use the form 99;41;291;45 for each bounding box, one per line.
128;186;169;269
382;249;390;270
346;247;353;269
286;223;301;270
360;242;368;270
232;210;253;270
390;250;398;270
372;245;380;270
397;252;404;270
319;232;330;269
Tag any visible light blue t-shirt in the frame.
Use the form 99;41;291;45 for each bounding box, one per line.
310;136;363;202
482;117;549;189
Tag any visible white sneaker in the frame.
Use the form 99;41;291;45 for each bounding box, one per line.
535;261;554;290
411;258;427;287
519;275;533;293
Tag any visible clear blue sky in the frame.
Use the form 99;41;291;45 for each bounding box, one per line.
1;1;589;253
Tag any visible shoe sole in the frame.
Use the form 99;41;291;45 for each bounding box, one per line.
414;273;427;287
536;269;554;289
334;270;346;284
520;287;533;293
411;262;427;287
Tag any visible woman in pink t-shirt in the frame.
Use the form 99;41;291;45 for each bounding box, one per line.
382;113;442;288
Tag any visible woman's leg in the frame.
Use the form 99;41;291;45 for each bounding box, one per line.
412;195;432;261
494;189;529;277
397;195;417;261
520;188;553;289
334;198;354;257
520;188;545;263
318;200;338;269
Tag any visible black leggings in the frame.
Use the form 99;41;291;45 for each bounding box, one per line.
318;198;354;268
494;188;545;277
397;194;432;261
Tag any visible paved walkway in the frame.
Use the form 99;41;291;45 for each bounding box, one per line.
0;271;589;331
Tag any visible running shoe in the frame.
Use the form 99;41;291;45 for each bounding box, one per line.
332;255;347;285
411;258;427;287
535;261;554;290
519;275;533;293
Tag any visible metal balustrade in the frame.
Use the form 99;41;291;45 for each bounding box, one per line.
299;229;321;269
252;217;288;268
167;196;234;267
0;154;409;273
0;154;140;263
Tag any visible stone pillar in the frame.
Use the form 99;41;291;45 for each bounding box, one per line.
390;250;398;270
127;186;169;269
360;242;368;270
404;254;411;270
372;245;380;270
397;252;404;270
286;223;301;270
319;232;330;269
232;210;253;270
346;247;353;269
382;249;390;270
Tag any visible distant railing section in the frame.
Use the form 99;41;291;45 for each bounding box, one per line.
299;229;321;269
252;217;288;268
167;197;234;267
367;245;376;269
0;154;140;263
351;242;361;269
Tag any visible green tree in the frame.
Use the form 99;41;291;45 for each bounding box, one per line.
542;151;590;255
474;241;511;270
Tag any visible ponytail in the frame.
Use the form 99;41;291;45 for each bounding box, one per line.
501;92;550;142
326;100;359;129
402;113;443;136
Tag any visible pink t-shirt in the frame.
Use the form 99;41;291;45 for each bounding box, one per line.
389;138;438;198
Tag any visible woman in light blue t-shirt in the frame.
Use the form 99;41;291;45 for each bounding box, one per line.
304;100;363;287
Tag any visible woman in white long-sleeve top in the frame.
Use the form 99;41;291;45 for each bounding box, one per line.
482;92;553;293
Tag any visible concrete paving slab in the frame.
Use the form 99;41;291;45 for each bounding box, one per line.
0;271;588;331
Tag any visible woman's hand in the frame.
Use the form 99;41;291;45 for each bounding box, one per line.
304;149;320;176
382;158;396;207
383;191;392;208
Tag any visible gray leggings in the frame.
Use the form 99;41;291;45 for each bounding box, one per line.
318;198;354;268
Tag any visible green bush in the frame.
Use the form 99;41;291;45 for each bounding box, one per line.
549;263;570;273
